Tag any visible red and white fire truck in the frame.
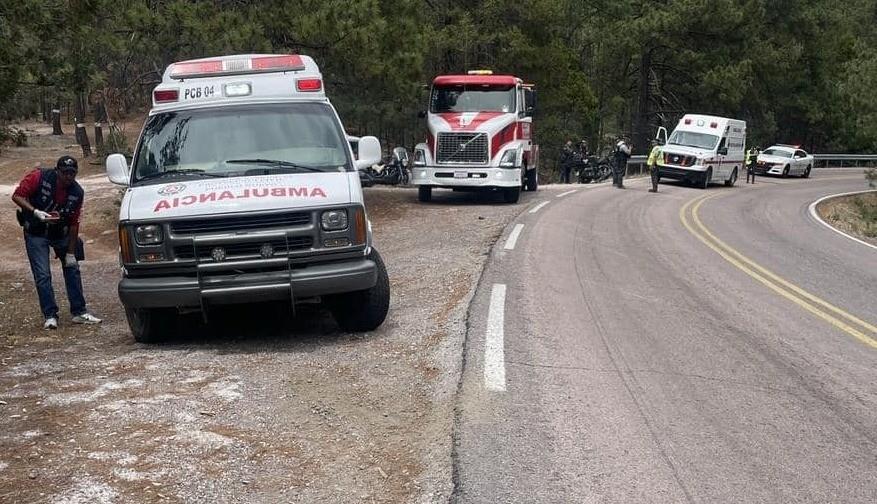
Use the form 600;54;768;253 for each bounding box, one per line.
411;71;539;203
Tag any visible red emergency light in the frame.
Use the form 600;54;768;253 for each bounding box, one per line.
170;60;223;79
296;78;322;92
252;55;304;71
153;89;179;103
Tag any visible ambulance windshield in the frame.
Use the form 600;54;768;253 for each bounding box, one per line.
668;130;719;150
430;85;516;113
133;103;351;183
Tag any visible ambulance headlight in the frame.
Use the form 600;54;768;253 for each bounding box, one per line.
499;149;518;168
321;209;348;231
134;224;163;245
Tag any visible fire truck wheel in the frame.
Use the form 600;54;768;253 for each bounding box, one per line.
418;186;432;202
328;250;390;332
125;306;175;344
525;168;538;191
503;186;521;203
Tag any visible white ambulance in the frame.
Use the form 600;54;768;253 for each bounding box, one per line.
656;114;746;188
411;71;539;203
105;54;389;342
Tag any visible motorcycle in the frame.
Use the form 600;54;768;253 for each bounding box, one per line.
576;154;613;184
360;146;410;187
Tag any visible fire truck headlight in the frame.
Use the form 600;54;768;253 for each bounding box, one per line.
134;224;163;245
414;149;426;166
321;209;349;231
499;149;518;168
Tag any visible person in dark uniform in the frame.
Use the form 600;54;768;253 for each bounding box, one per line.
612;136;632;188
11;156;102;329
559;140;575;184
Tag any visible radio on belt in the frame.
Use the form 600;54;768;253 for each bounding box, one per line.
104;53;391;343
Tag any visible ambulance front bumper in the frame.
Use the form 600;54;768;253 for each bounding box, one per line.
657;164;708;180
411;166;520;188
119;256;376;308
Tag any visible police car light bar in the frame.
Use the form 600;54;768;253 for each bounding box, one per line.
169;55;306;79
467;70;493;75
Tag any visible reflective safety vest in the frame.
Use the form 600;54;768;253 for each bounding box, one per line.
647;145;662;168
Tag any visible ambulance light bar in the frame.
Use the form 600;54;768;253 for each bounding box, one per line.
169;55;305;79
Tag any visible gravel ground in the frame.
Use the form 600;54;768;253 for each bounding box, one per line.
0;126;549;503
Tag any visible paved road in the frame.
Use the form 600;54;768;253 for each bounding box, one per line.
455;170;876;503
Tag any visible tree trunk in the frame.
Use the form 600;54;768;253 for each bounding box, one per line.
51;99;63;135
632;46;653;156
74;93;92;157
93;98;106;153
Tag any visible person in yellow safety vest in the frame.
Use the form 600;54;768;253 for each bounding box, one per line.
647;139;662;193
745;147;758;184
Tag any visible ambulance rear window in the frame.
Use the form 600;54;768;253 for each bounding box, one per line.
133;103;351;183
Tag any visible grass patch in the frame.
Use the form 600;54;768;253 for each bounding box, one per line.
819;192;877;241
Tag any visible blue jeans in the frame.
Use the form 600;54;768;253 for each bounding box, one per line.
24;232;87;319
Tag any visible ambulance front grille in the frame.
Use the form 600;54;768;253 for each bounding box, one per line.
169;211;311;235
436;133;488;164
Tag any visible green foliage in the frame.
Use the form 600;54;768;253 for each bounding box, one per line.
2;0;877;168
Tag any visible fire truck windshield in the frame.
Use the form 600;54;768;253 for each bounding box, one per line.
430;85;516;113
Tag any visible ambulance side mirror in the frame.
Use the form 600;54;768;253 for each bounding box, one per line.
355;136;382;170
417;110;427;119
106;153;130;186
656;126;668;146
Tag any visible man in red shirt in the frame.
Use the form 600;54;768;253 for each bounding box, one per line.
12;156;102;329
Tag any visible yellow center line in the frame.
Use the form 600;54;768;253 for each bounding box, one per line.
679;194;877;349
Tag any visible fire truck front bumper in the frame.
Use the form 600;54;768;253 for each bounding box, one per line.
411;166;521;188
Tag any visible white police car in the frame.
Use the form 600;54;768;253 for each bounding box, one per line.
105;54;389;342
756;145;814;178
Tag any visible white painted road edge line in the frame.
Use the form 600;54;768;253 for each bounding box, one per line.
504;224;525;250
484;284;507;392
557;189;578;198
529;201;550;214
808;189;877;251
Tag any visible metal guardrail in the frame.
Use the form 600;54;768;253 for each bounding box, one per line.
622;153;877;174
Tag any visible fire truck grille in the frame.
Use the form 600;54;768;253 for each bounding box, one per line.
436;133;488;164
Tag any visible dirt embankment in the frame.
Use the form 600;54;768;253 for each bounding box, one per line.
817;191;877;246
0;124;545;503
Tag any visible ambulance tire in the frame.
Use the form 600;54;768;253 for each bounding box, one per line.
503;186;521;203
725;168;737;187
525;168;538;191
125;306;175;344
700;168;712;189
418;186;432;202
328;250;390;333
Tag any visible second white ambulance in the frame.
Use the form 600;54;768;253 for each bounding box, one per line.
656;114;746;188
106;54;389;342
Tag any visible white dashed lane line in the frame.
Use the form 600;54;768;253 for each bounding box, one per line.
484;284;507;392
504;224;525;250
557;189;578;198
529;201;549;214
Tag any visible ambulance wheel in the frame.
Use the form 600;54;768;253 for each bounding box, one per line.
700;168;712;189
803;165;811;178
328;250;390;332
125;306;175;344
503;186;521;203
418;186;432;202
525;168;538;191
725;168;737;187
